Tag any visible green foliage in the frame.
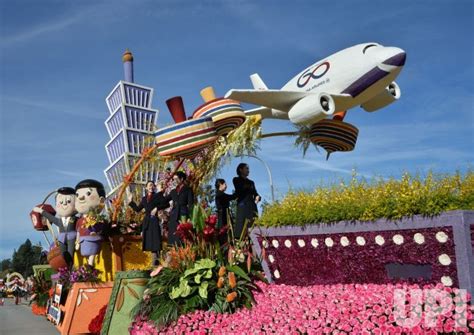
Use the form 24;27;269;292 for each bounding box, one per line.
132;267;181;327
258;171;474;227
226;264;251;282
169;259;215;301
293;124;318;157
11;239;45;277
0;259;12;278
30;272;51;308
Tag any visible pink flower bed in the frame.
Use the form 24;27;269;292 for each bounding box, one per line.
130;282;473;334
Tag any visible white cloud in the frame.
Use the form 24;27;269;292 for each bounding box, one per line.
53;169;87;178
2;96;103;120
1;10;88;47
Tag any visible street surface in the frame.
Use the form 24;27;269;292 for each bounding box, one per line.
0;298;57;335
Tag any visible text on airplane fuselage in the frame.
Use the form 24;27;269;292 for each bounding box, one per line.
297;61;331;90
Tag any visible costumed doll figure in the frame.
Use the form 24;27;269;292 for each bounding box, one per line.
164;171;194;245
128;181;170;267
74;179;107;267
233;163;261;239
32;187;77;266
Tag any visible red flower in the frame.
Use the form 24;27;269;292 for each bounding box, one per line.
88;304;108;335
203;226;216;242
176;221;194;241
219;225;228;236
206;214;217;227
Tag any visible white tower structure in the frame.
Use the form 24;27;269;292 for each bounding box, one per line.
103;50;160;199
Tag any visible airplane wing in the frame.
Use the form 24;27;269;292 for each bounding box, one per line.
225;89;308;112
226;89;353;114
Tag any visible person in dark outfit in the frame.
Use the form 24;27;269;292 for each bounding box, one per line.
215;179;237;229
233;163;261;239
164;171;194;246
128;181;169;266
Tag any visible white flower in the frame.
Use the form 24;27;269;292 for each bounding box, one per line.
262;240;269;248
436;231;448;243
340;236;350;247
297;239;305;247
441;276;452;287
438;254;451;266
284;240;292;248
393;234;404;245
272;240;279;248
236;250;245;263
325;237;334;247
274;270;280;279
268;255;275;263
356;236;366;246
375;235;385;246
311;238;319;248
414;233;425;245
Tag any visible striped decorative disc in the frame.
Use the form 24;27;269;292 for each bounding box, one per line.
310;119;359;156
192;98;244;119
154;117;218;158
212;111;246;136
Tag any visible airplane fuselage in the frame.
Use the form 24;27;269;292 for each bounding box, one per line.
226;42;406;125
282;43;405;109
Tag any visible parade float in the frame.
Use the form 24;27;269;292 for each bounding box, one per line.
28;47;474;334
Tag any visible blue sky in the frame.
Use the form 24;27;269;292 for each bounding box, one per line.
0;0;472;260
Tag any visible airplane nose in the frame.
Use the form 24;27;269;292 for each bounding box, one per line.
383;51;406;66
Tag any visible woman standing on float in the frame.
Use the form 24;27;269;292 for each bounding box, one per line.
233;163;261;239
165;171;194;245
215;179;237;229
128;181;169;266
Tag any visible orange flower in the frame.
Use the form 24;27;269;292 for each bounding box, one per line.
226;291;237;302
228;272;236;289
218;266;226;277
31;303;46;316
227;246;234;264
217;277;225;288
247;251;252;273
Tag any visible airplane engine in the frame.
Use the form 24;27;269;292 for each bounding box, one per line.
361;82;401;112
288;93;336;125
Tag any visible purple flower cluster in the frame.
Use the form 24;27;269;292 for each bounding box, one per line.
258;227;457;286
129;282;472;334
57;265;100;289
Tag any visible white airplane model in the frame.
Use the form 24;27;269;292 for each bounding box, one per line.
225;43;406;125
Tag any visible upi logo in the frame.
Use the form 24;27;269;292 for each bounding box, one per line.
393;288;469;331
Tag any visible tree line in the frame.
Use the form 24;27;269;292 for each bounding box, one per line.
0;239;46;278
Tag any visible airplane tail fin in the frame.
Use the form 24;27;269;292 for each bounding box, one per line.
250;73;268;90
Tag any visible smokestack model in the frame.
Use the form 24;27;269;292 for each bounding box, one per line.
122;49;134;82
